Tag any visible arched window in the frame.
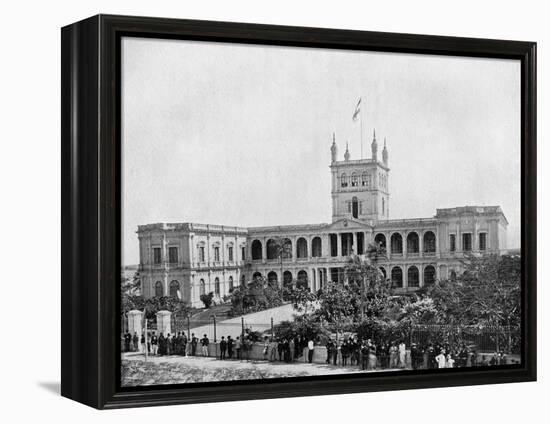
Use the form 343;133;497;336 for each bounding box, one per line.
351;173;358;187
391;266;403;288
407;232;419;254
282;238;292;259
266;239;278;260
424;265;436;286
213;246;220;262
251;240;262;260
297;237;308;258
449;270;457;281
240;274;246;286
228;276;234;291
379;267;387;280
214;277;220;295
352;196;359;219
312;237;322;257
267;271;278;284
407;266;419;288
390;233;403;254
169;280;180;298
297;270;308;289
374;233;386;249
424;231;436;253
252;271;262;281
199;279;205;296
361;172;369;187
283;271;293;288
341;173;348;188
155;281;163;297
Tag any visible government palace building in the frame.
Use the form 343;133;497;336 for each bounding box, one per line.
137;133;509;307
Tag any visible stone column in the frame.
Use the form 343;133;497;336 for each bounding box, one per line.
402;232;408;258
353;232;358;255
403;265;408;289
262;237;267;263
419;231;424;258
156;310;172;336
128;310;143;337
337;233;342;257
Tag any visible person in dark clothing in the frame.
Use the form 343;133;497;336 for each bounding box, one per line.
123;332;131;352
191;333;198;356
283;339;291;363
410;343;421;370
341;339;350;366
166;334;172;355
360;341;369;371
158;333;166;356
219;336;227;360
227;335;234;359
150;332;158;355
293;336;301;360
181;333;188;356
378;342;388;369
277;339;284;361
326;340;334;364
132;332;139;352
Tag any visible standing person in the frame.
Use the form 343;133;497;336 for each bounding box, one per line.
158;333;166;356
398;341;407;368
262;336;269;361
190;333;198;356
181;333;188;357
333;340;339;365
123;332;131;353
378;342;388;369
166;334;172;356
227;335;234;359
140;333;146;353
283;339;290;363
446;353;455;368
288;338;295;362
435;349;446;369
325;339;334;365
389;342;398;368
219;336;227;360
200;334;209;357
360;341;369;371
269;338;278;362
235;336;242;360
277;339;284;362
410;343;420;370
150;332;158;355
293;336;301;360
132;332;139;352
367;340;377;370
307;338;315;364
341;339;349;366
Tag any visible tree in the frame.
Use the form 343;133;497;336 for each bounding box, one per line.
427;254;521;352
228;276;283;315
200;292;214;309
121;270;142;313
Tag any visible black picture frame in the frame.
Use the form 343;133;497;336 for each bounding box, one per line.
61;14;537;409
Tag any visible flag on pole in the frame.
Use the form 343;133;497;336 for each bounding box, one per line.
352;97;361;121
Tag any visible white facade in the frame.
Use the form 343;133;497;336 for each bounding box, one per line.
137;137;508;307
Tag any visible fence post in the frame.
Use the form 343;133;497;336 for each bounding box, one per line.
271;317;274;339
187;314;190;339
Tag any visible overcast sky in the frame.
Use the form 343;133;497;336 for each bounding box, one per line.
122;37;521;266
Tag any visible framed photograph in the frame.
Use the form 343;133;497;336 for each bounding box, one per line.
61;14;536;409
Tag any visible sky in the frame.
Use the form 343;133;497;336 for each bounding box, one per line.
122;37;521;266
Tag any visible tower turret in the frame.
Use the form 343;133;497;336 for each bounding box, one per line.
330;133;338;163
382;137;388;165
371;129;378;162
344;142;350;161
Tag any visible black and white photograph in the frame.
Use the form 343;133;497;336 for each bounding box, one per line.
120;37;523;387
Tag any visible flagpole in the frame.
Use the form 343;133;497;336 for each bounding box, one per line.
360;101;363;159
144;318;148;363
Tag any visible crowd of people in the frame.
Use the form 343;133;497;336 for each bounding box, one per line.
123;330;514;370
